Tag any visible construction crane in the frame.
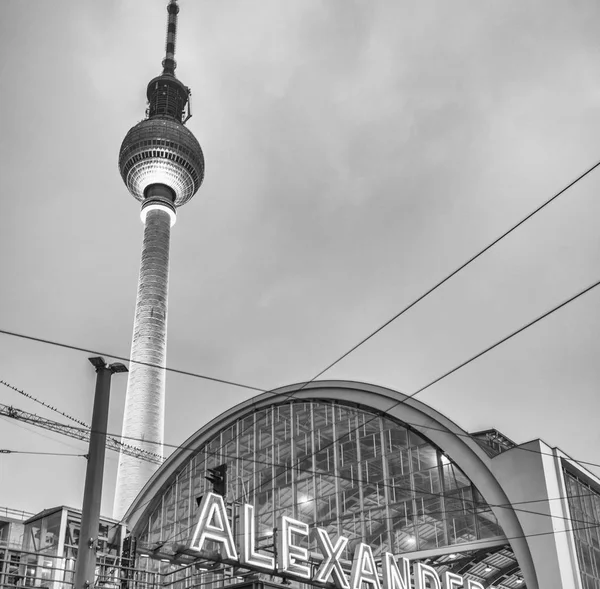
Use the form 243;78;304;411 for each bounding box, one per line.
0;402;163;465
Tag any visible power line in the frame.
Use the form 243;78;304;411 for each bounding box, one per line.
405;276;600;400
236;277;600;502
0;379;89;428
4;268;600;505
12;269;594;534
4;268;599;475
1;160;597;403
0;414;87;455
152;479;600;554
302;158;600;386
0;328;265;394
4;263;599;527
0;449;86;457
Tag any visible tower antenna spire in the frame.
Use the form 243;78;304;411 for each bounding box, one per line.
162;0;179;76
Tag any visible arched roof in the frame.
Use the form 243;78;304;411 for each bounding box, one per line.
124;380;538;588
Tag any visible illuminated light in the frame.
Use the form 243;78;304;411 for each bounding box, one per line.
139;553;149;558
240;503;275;572
350;543;379;589
277;515;310;580
141;203;177;226
485;566;492;572
382;553;410;589
414;562;441;589
313;528;350;589
184;496;481;589
516;580;524;585
160;558;170;563
189;492;237;561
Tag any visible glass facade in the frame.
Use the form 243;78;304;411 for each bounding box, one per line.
565;470;600;589
137;400;503;558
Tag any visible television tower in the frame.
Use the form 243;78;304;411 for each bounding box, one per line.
114;0;204;519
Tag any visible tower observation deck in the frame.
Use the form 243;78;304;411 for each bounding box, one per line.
114;0;204;519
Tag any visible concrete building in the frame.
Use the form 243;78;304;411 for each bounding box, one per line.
114;0;205;519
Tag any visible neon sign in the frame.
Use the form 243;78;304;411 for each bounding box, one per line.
188;493;488;589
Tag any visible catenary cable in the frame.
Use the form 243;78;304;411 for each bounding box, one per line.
235;277;600;503
4;272;600;535
296;158;600;389
0;379;89;428
6;275;600;536
0;449;86;457
1;158;598;474
0;328;265;394
1;153;599;401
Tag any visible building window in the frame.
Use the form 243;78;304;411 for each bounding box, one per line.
564;469;600;587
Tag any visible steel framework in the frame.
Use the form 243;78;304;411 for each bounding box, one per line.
0;403;163;466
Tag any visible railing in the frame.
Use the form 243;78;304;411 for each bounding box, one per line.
0;548;255;589
0;507;34;521
0;549;162;589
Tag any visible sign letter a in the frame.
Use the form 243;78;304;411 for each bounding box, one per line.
189;492;237;561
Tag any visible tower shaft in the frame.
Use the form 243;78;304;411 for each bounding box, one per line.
114;207;172;519
116;0;204;519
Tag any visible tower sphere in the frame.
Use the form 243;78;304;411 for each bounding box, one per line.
119;116;205;207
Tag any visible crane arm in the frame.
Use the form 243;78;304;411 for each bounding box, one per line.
0;403;163;465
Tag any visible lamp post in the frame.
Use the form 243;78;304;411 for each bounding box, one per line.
74;357;128;589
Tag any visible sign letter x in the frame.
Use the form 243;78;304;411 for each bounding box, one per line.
313;528;350;589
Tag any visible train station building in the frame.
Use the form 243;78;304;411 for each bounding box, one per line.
2;380;599;588
122;381;600;589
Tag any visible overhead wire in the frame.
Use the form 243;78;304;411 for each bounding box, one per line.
0;449;86;457
3;273;600;535
0;379;89;428
211;158;600;484
296;157;600;388
2;160;599;547
2;276;600;478
4;271;600;539
0;328;264;394
0;156;597;462
235;277;600;505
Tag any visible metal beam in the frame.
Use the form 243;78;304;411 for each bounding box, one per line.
0;402;163;465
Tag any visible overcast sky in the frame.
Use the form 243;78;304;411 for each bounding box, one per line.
1;0;599;518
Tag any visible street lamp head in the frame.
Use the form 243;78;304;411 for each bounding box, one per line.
88;357;106;370
109;363;129;374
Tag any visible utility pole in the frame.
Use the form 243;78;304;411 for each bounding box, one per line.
74;357;128;589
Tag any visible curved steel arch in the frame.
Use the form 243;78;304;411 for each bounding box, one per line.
124;380;538;588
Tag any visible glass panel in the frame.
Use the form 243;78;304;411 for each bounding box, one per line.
138;400;506;561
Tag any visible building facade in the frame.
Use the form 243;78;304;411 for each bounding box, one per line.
120;381;600;589
0;506;127;588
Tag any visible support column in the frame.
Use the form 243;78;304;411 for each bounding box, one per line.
114;205;173;519
74;357;127;589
